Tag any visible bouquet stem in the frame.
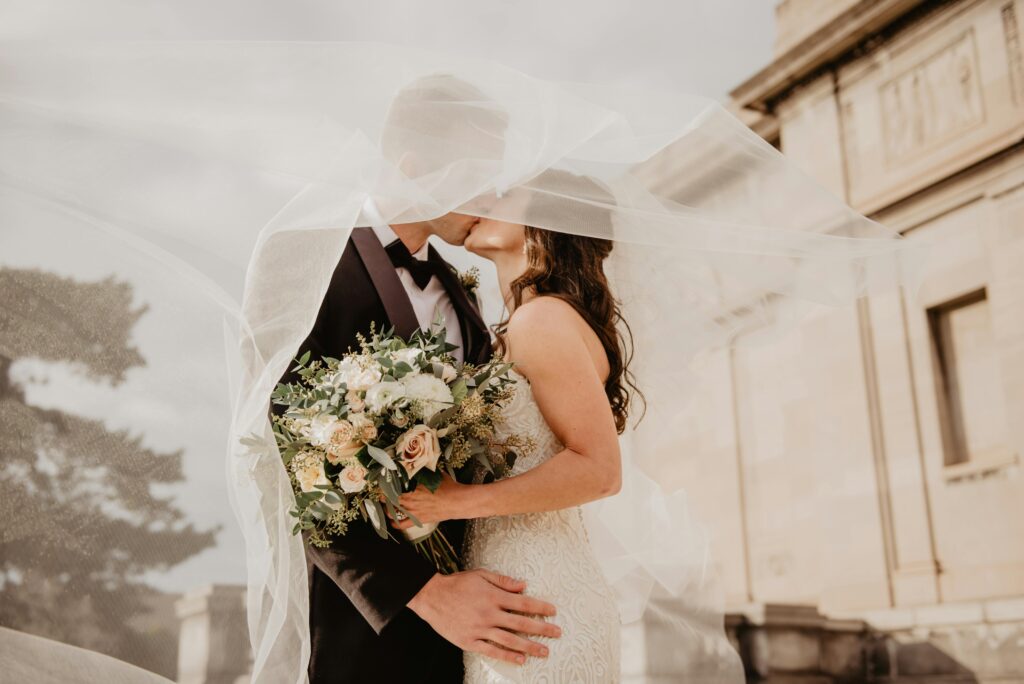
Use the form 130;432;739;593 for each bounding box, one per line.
403;523;460;574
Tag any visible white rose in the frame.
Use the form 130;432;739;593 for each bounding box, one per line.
307;414;340;447
364;381;407;413
392;347;423;368
337;464;368;493
395;424;442;477
293;455;331;493
289;416;312;437
335;357;382;392
401;373;454;418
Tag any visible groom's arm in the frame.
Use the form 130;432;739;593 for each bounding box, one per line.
304;524;436;634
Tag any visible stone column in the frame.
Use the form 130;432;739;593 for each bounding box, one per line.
175;584;252;684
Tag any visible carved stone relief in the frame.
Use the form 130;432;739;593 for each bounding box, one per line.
879;30;986;166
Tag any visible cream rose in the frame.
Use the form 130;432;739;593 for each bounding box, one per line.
395;424;442;476
293;454;330;493
337;464;368;493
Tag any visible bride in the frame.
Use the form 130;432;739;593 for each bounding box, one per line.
395;185;634;682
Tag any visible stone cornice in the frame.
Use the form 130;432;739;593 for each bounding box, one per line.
730;0;929;112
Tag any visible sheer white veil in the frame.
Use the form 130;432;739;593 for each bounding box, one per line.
0;41;922;682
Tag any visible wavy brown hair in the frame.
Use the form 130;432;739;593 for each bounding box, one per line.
495;176;644;433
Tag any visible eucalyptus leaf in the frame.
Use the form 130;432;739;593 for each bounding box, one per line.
378;475;401;505
364;499;389;539
309;501;332;521
367;444;399;471
427;405;459;428
450;378;468;403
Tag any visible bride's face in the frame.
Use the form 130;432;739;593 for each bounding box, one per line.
464;217;526;260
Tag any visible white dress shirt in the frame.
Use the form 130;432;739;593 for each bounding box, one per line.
370;223;465;363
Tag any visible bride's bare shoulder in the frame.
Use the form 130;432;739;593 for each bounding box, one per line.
505;297;591;359
506;296;583;337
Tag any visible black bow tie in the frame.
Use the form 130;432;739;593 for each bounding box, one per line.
385;240;440;289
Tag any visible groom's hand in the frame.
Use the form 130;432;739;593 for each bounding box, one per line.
407;569;560;665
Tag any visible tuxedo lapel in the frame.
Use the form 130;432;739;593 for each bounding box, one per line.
349;228;420;340
428;246;492;365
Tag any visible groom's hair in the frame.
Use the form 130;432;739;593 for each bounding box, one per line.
380;74;509;174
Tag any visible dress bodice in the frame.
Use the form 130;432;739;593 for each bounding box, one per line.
493;369;563;476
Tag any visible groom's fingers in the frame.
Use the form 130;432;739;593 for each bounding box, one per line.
501;593;558;619
485;629;549;659
477;570;526;593
497;612;563;640
469;640;526;666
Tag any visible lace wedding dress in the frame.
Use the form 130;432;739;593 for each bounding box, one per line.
463;371;621;683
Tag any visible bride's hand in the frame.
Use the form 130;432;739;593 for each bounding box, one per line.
392;475;471;528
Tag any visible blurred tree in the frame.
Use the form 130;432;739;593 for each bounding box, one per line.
0;267;217;678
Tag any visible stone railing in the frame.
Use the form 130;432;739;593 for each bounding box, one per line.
174;585;251;684
174;584;1021;683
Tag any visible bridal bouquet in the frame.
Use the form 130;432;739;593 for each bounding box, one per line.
268;321;524;572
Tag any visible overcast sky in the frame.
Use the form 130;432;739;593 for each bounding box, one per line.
3;2;778;592
1;0;777;98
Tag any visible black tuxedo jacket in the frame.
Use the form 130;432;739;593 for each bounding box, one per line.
276;228;492;684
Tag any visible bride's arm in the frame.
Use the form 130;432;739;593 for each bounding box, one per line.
397;298;622;522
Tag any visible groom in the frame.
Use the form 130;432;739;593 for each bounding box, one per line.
276;76;560;683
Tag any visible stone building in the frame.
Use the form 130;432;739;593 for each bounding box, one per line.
630;0;1023;681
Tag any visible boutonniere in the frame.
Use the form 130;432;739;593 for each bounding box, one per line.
456;266;480;298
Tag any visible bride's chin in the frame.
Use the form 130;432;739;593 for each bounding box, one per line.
463;234;493;260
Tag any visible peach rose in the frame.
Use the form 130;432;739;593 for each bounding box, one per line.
337;464;368;494
395;424;441;477
326;419;362;465
351;414;378;442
